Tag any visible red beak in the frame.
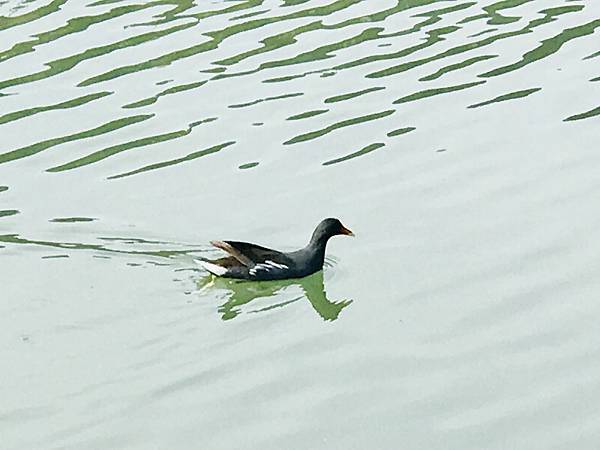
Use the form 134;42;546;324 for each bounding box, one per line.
340;225;355;237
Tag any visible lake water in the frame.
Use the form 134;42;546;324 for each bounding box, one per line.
2;0;600;448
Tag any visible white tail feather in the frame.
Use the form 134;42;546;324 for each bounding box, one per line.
199;260;227;276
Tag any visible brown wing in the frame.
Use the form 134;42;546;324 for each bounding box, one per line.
211;240;291;267
211;256;243;268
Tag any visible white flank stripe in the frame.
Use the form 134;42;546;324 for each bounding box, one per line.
265;260;288;269
249;261;289;276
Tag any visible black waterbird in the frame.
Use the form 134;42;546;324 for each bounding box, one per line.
199;218;354;281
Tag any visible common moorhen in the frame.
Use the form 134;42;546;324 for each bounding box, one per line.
199;218;354;280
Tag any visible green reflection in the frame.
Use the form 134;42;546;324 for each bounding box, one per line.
50;217;97;223
324;86;384;103
468;87;540;108
82;0;465;87
2;0;466;94
0;114;153;165
282;0;311;6
137;0;259;27
480;13;598;78
284;110;394;145
1;2;152;63
249;0;473;80
123;81;206;109
89;0;129;6
263;74;306;83
239;162;259;169
214;26;383;80
0;0;66;32
332;3;476;76
141;0;196;26
468;28;498;38
419;54;497;81
286;109;328;120
213;20;325;67
228;92;303;109
459;0;533;26
323;142;385;166
199;271;352;321
78;0;363;86
0;21;196;91
108;141;236;179
366;25;461;78
482;0;530;25
0;233;200;258
365;5;583;80
0;92;112;125
394;81;485;104
200;67;226;74
47;120;199;172
1;0;596;181
230;10;270;21
387;127;415;137
564;106;600;122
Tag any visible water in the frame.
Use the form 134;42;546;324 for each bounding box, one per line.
1;0;600;448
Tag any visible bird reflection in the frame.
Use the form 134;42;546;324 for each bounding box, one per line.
197;271;352;321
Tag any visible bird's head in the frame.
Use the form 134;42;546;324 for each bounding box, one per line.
311;218;354;244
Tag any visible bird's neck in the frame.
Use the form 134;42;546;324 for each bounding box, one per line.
306;235;329;265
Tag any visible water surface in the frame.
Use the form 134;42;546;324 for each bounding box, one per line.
2;0;600;449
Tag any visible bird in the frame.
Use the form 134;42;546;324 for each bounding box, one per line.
199;218;354;281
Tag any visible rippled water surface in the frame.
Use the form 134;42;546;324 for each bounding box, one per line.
2;0;600;448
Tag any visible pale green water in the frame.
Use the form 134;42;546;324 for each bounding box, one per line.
1;0;600;448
